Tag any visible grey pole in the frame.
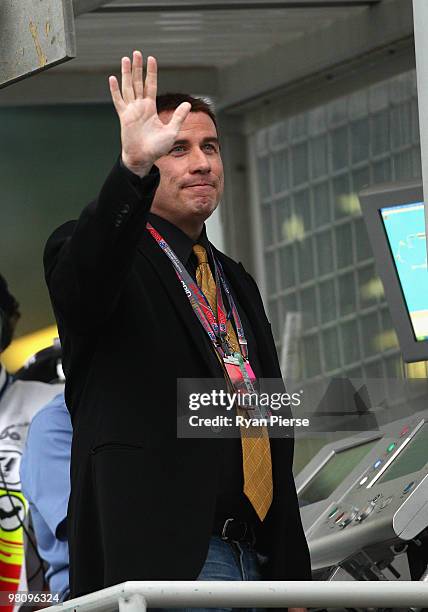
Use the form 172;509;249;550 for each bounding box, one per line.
413;0;428;258
119;594;147;612
42;580;428;611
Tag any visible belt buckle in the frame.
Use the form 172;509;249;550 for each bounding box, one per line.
221;518;247;543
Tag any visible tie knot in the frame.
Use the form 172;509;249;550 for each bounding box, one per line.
192;244;209;265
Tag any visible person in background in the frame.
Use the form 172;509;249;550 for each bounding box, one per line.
0;274;63;609
20;392;71;602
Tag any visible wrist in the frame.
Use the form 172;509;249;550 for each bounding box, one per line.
121;153;153;178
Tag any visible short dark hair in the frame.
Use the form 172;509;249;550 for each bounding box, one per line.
0;274;20;352
156;93;218;131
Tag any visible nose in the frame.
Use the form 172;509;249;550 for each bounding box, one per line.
188;146;211;173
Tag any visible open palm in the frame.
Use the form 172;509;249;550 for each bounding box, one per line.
109;52;191;176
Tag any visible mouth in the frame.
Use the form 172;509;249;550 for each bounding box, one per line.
183;184;215;188
183;185;216;194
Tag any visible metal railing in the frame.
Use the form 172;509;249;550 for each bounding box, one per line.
44;581;428;612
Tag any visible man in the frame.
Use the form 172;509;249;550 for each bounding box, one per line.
44;52;311;607
20;392;71;602
0;274;64;607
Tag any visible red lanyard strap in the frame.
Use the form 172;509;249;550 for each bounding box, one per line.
146;223;249;361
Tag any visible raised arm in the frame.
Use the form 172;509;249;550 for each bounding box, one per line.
44;52;191;331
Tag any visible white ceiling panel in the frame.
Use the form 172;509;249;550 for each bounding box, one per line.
58;2;372;71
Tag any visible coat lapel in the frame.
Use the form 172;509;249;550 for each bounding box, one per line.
137;230;223;377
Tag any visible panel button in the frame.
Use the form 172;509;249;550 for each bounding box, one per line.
403;481;415;494
379;496;393;509
356;501;376;522
334;512;345;524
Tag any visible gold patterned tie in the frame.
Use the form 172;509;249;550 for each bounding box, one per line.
192;244;273;521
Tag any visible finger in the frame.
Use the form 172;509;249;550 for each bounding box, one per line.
109;76;125;114
121;56;135;103
168;101;192;132
144;56;157;100
132;50;144;99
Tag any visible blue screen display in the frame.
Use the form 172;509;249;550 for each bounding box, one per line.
381;202;428;341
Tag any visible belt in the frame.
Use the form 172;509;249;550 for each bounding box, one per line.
213;518;256;545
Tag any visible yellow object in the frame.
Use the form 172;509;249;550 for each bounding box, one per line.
405;361;428;378
193;244;273;521
1;325;58;373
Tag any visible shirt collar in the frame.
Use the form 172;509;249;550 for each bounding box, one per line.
147;212;210;265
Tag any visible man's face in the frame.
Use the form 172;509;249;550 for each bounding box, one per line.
150;111;224;226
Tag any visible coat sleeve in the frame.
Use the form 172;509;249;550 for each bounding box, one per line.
43;158;160;331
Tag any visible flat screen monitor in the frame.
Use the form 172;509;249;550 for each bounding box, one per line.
299;438;379;505
360;181;428;362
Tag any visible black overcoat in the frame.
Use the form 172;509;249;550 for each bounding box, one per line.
44;159;311;598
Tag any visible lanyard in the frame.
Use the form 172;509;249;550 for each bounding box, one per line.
146;223;248;361
214;259;248;361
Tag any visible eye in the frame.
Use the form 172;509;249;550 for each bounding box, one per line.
170;145;186;153
203;143;217;152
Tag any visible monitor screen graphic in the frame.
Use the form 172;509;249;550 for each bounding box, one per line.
380;202;428;342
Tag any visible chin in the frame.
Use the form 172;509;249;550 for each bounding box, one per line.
190;198;218;218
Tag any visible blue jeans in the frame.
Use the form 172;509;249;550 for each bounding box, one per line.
156;535;266;612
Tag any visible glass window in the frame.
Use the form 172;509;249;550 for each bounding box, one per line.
254;70;419;382
272;149;289;193
373;158;392;183
275;197;292;244
261;203;274;247
296;236;315;283
351;118;369;164
336;223;353;269
391;101;412;148
264;251;277;295
338;272;356;316
354;217;372;262
303;334;321;378
294;189;312;233
333;174;351;220
331;126;349;171
341;319;361;364
358;265;380;308
300;285;317;329
311;135;329;178
371;110;390;156
313;182;331;226
360;312;380;357
257;156;271;199
282;292;297;314
322;327;341;372
279;244;296;290
268;298;281;339
319;278;337;323
292;142;309;186
316;230;334;276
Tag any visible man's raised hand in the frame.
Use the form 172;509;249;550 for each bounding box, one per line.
109;51;191;177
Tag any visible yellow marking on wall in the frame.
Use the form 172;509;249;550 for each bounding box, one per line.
29;21;47;67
